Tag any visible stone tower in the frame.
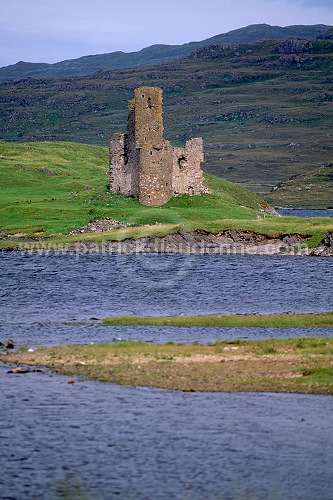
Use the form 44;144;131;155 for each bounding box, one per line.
109;86;209;206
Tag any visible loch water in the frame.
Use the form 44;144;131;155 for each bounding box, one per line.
1;252;333;500
1;252;333;324
277;209;333;218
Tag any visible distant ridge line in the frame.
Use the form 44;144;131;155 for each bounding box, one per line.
0;23;331;82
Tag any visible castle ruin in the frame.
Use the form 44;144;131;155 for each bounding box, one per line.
109;87;209;206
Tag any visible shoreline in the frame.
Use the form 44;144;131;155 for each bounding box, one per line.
1;229;333;256
1;338;332;394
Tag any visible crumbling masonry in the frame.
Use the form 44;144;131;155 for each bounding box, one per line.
109;87;209;206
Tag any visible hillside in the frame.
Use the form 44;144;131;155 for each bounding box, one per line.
0;141;271;237
0;142;332;254
266;164;333;209
1;38;333;203
0;24;330;82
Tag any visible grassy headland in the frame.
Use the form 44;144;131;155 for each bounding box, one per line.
2;337;332;394
265;164;333;209
0;141;332;251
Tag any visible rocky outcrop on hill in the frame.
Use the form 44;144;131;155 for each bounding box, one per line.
273;39;312;54
60;218;133;235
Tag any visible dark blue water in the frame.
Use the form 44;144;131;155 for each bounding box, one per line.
278;209;333;218
0;364;332;500
1;253;333;500
1;253;333;325
1;323;332;351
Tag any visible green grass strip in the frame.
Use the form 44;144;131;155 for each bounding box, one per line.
3;337;333;394
102;312;333;328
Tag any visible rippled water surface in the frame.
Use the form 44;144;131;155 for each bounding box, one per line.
1;253;333;324
277;209;333;218
1;323;332;350
1;253;333;500
1;363;332;500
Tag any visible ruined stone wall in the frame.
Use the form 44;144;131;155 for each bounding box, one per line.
109;133;130;194
109;86;209;206
172;138;207;196
126;102;140;197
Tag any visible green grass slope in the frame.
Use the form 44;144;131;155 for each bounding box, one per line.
0;141;110;235
0;141;332;249
265;164;333;209
1;39;333;203
0;141;270;236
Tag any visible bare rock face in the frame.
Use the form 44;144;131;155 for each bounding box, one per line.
323;231;333;248
310;231;333;257
273;39;312;54
109;87;209;206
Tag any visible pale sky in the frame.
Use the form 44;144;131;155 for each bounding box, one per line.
1;0;333;67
